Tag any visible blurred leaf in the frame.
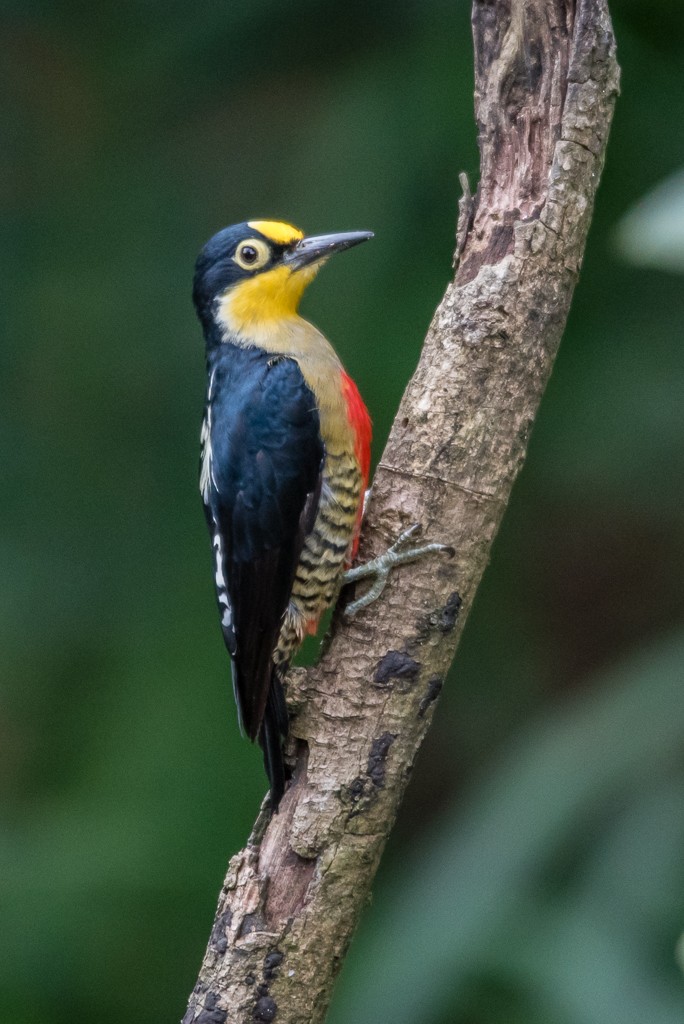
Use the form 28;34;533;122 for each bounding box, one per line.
615;169;684;274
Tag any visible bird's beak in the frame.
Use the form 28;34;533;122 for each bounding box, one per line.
284;230;374;271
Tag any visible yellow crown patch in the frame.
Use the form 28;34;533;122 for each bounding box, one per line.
248;220;304;246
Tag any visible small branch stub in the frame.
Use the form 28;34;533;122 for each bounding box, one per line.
453;172;474;270
183;1;619;1021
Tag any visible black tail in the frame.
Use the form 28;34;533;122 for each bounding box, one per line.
258;674;289;811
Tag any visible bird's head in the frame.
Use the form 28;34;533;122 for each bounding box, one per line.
193;220;373;341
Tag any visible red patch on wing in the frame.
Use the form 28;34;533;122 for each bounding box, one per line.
340;370;372;560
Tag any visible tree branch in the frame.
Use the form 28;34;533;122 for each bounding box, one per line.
182;1;619;1021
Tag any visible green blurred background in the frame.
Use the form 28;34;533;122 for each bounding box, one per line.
2;1;684;1022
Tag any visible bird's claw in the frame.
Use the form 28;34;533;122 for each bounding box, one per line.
342;524;454;618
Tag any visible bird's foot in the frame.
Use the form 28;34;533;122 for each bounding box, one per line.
342;524;454;617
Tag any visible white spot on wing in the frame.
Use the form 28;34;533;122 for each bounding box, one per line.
212;524;233;633
199;369;217;501
210;513;241;731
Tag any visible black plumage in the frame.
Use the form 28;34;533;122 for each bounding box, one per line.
201;343;324;805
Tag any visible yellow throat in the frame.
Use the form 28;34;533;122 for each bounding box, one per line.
219;262;321;336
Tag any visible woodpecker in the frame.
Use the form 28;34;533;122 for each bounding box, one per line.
193;220;373;807
193;219;449;808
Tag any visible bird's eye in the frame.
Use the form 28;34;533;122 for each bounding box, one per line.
233;238;270;270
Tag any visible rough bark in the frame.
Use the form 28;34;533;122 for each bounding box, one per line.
183;1;619;1021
